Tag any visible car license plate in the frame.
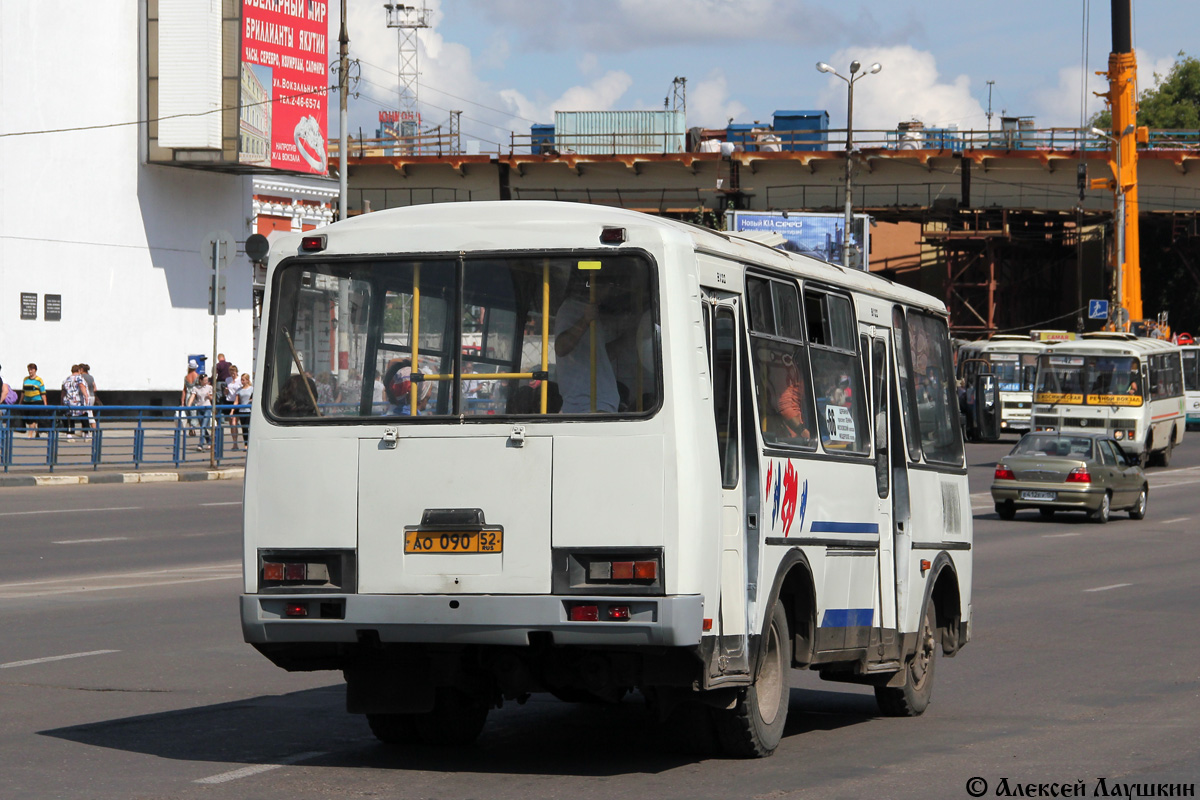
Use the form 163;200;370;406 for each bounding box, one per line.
1020;491;1056;501
404;530;503;554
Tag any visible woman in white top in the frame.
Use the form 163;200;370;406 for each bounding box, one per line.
234;375;253;448
190;374;214;451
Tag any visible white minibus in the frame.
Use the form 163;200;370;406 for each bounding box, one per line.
1181;344;1200;430
957;335;1045;436
240;202;973;757
1033;333;1185;466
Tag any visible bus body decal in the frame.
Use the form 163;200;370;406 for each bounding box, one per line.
763;459;803;536
810;521;880;535
820;608;874;627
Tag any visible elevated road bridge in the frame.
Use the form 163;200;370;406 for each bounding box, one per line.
333;128;1200;335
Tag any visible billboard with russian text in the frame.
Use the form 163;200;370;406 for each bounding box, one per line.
726;211;871;271
240;0;329;174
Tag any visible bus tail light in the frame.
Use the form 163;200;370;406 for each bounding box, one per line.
1066;468;1091;483
285;603;308;618
554;549;664;595
994;466;1015;481
569;604;599;622
607;605;630;620
258;550;354;592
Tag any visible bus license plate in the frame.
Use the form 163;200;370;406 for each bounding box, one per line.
1020;491;1056;501
404;530;503;554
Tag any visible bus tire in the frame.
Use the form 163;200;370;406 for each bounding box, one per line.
1129;485;1148;520
713;602;791;758
875;597;937;717
1089;491;1111;524
369;688;489;746
1160;432;1175;467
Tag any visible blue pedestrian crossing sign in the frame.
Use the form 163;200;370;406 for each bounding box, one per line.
1088;299;1109;320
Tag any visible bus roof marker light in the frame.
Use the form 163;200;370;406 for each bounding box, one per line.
599;227;626;245
300;234;327;252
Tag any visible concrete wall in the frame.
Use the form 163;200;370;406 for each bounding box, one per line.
1;0;255;397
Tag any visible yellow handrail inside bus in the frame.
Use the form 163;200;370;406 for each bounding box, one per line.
411;263;420;415
541;260;550;414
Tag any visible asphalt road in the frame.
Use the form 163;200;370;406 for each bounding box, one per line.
1;438;1198;799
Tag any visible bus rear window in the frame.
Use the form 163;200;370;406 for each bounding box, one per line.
264;254;661;421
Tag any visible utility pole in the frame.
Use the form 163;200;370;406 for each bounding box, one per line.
986;80;995;136
336;2;351;384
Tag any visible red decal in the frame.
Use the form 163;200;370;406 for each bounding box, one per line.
781;461;799;536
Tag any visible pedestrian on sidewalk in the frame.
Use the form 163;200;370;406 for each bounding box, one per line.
181;361;199;436
235;373;253;447
222;366;243;450
0;364;16;430
80;363;98;435
21;364;48;438
190;373;214;451
60;365;89;438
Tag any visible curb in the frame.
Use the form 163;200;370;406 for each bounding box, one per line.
0;468;244;488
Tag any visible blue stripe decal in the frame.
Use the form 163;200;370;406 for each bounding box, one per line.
820;608;875;628
810;521;880;534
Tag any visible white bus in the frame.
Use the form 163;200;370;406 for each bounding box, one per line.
1032;333;1185;466
957;335;1046;436
240;202;973;757
1181;344;1200;430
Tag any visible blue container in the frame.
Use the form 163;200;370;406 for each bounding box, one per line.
772;110;829;151
726;123;761;152
530;123;555;155
189;354;207;375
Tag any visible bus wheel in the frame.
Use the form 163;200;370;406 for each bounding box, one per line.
875;597;937;717
369;688;489;746
1160;433;1175;467
1129;486;1148;520
1089;492;1111;524
713;602;791;757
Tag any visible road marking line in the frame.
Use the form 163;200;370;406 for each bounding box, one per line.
1;650;120;669
53;537;131;545
1084;583;1132;593
1042;532;1081;538
0;506;141;517
200;501;241;506
194;751;327;785
1163;517;1190;524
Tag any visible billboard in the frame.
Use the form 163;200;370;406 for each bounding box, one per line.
239;0;329;174
726;211;871;271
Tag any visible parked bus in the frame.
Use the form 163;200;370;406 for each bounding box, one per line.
1181;344;1200;430
957;335;1046;437
240;202;973;757
1032;333;1185;466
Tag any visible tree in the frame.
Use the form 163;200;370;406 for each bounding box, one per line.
1092;51;1200;129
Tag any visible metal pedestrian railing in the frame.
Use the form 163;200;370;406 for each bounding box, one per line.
0;404;249;472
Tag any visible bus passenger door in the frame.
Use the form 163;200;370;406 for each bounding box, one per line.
870;335;899;651
707;297;752;678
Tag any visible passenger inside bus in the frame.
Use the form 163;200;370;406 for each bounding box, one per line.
553;269;621;413
273;374;319;417
763;361;813;444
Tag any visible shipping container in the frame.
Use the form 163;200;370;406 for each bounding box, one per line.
554;110;685;155
772;110;829;152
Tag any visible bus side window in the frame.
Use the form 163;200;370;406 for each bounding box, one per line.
711;306;740;488
805;290;868;454
746;276;816;450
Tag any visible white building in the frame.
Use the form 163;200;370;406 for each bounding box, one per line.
0;0;335;403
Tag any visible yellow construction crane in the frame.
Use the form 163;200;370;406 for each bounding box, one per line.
1092;0;1149;332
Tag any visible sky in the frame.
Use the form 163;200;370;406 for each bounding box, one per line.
327;0;1200;150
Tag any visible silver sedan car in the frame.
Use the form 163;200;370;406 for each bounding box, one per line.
990;431;1148;523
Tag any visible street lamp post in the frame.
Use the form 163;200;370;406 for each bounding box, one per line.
817;59;882;268
1090;124;1135;330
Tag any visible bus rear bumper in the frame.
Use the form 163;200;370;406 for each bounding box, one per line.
241;593;705;648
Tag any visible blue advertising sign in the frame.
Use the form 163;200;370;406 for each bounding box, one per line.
726;211;871;270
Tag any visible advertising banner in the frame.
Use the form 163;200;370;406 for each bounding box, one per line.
240;0;329;174
726;211;871;270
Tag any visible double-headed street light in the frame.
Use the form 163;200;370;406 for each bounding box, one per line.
1090;123;1136;330
817;59;882;267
